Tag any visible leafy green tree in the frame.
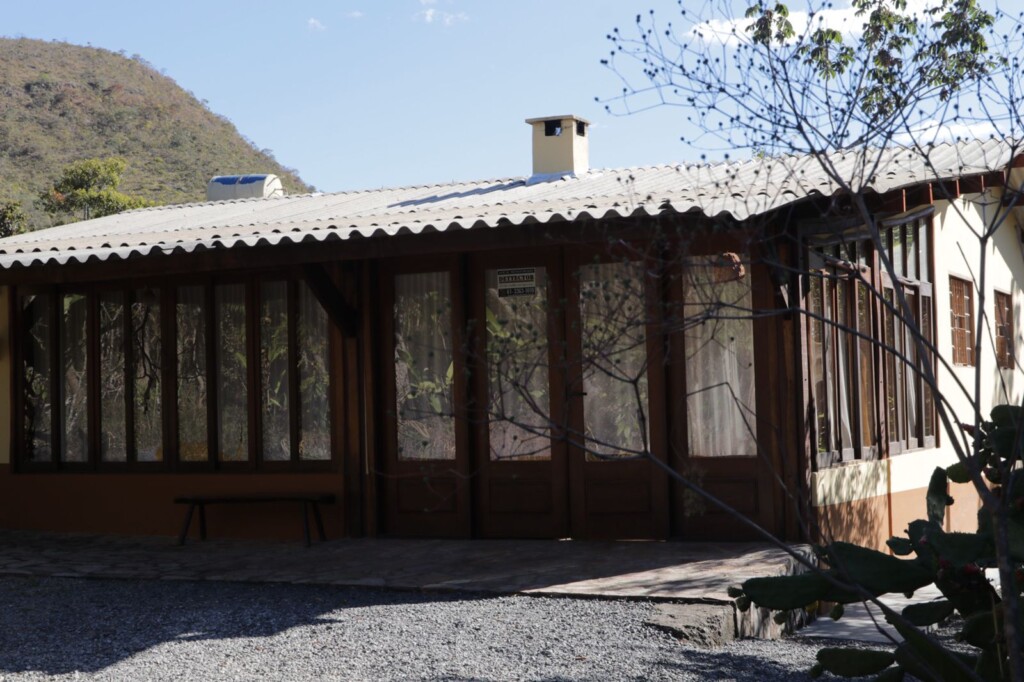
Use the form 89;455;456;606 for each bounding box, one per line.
37;157;152;222
0;200;27;237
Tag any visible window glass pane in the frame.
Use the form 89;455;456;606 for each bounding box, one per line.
60;294;89;463
395;272;455;461
883;288;902;447
684;256;757;457
177;286;208;462
922;295;935;439
22;294;52;463
132;288;162;462
485;267;550;462
99;293;126;462
298;282;330;461
836;282;855;455
857;284;877;453
996;292;1014;370
261;282;291;462
919;222;930;282
950;276;974;366
892;226;905;278
905;292;919;447
579;261;649;460
216;284;248;461
809;275;834;459
906;224;918;281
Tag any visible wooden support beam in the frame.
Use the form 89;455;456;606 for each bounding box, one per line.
302;263;358;337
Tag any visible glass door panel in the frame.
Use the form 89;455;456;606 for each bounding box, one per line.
394;272;456;461
578;261;649;460
485;267;550;462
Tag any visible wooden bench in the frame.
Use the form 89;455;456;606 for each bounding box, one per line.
174;493;336;547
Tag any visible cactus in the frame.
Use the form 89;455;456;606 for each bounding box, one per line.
731;404;1024;681
902;599;954;627
815;647;895;677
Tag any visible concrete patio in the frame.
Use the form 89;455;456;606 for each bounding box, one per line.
0;530;814;641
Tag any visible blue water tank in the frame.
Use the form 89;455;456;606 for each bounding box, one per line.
206;174;284;201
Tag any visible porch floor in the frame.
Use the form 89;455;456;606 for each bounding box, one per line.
0;530;806;603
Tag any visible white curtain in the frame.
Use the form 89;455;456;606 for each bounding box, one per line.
684;256;757;457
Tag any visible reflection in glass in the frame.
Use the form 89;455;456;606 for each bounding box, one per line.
579;261;649;459
100;293;127;462
394;272;455;461
485;267;550;461
905;292;919;448
883;288;902;448
922;296;935;439
857;284;877;453
683;256;757;457
22;294;52;463
216;284;248;461
177;286;208;462
808;276;830;457
298;282;330;461
836;283;855;454
261;282;291;462
60;294;89;463
132;289;162;461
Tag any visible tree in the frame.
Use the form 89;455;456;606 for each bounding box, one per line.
581;0;1024;678
37;157;152;222
0;200;26;237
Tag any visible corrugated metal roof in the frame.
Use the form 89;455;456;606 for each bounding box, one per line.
0;138;1012;271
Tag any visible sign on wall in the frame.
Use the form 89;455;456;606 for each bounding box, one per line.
496;268;537;298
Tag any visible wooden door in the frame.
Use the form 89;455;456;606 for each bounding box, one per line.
564;248;670;539
469;251;569;538
671;252;776;540
379;257;471;537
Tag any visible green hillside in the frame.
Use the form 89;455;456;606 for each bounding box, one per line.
0;38;312;229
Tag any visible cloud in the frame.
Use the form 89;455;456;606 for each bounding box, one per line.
307;17;327;32
893;119;1001;146
346;10;364;19
416;8;468;25
689;0;942;47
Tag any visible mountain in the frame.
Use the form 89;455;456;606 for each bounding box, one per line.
0;38;313;229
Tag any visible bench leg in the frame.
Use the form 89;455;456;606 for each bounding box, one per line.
177;503;196;546
198;503;207;541
302;502;312;547
312;503;327;542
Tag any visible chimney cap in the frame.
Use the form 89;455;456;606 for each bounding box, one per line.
524;114;591;126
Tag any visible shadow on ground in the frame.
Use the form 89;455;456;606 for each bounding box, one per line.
0;576;483;676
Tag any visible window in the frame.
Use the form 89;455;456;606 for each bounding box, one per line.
682;254;757;457
806;214;937;468
578;260;650;459
996;291;1014;369
950;276;975;366
16;276;333;471
484;267;551;462
394;272;456;461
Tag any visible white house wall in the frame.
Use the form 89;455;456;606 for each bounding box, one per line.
811;190;1024;548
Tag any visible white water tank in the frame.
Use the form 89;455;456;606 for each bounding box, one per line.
206;174;284;201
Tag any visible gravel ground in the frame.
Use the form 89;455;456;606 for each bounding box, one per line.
0;576;855;681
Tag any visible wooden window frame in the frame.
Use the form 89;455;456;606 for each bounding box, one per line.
949;275;975;367
995;290;1014;370
11;271;338;474
805;214;938;470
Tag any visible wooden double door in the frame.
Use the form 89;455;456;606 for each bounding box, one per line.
380;249;669;539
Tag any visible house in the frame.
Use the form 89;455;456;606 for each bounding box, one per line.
0;116;1019;547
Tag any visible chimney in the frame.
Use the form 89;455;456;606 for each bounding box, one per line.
525;115;589;177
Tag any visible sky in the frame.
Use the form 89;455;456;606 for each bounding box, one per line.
4;0;697;193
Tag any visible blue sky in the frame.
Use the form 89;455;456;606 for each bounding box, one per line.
5;0;695;192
